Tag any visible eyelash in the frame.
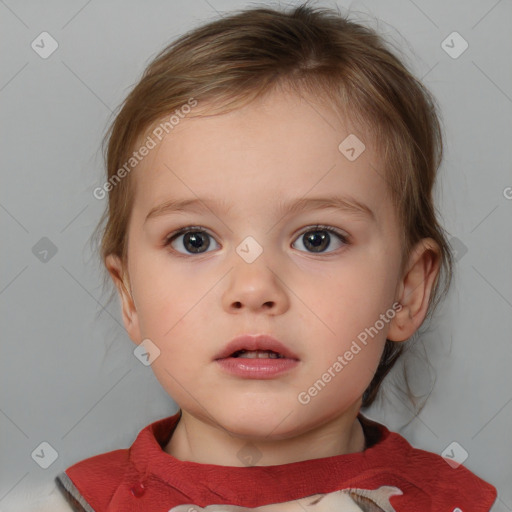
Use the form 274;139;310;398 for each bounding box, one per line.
163;224;350;255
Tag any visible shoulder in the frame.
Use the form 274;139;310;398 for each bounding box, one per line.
52;414;180;511
386;431;497;508
55;448;130;512
358;414;496;509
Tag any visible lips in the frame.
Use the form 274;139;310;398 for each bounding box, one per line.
214;334;299;360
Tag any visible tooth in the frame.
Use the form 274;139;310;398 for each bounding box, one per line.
236;350;281;359
238;350;257;359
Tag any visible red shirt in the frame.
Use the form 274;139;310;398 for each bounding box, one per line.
55;411;497;511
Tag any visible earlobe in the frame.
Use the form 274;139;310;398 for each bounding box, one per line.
105;254;141;344
387;238;441;342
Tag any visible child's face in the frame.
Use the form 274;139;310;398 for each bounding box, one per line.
112;88;406;439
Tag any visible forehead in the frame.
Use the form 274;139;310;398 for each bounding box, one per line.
130;89;391;222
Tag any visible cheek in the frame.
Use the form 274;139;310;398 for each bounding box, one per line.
131;261;221;363
315;260;397;334
309;331;386;411
136;288;200;342
129;252;196;338
130;233;241;342
301;255;398;384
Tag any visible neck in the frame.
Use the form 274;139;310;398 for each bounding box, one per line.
164;404;366;466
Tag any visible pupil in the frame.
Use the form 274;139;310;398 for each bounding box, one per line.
305;230;329;252
185;232;209;253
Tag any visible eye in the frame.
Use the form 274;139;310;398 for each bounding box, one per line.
164;224;348;256
292;225;348;254
164;226;220;255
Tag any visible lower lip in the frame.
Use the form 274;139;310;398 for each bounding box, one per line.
215;357;299;378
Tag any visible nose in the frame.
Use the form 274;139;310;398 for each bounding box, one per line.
222;257;290;315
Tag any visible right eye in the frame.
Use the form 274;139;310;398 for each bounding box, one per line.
164;226;220;255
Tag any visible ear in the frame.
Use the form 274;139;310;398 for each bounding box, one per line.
105;254;141;345
387;238;441;342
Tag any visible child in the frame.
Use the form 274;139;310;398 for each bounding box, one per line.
54;2;497;511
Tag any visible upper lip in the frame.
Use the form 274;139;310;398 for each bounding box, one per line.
214;334;300;360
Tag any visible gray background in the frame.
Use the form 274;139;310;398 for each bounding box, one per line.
1;0;511;509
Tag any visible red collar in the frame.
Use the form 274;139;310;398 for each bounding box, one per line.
123;411;496;509
61;411;497;511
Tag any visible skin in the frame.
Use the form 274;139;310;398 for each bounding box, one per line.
106;86;440;467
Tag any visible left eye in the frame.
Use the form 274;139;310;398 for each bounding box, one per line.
292;226;348;253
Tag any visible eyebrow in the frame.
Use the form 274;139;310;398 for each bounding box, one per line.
144;195;375;223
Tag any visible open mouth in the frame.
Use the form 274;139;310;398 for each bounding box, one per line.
216;337;299;378
230;349;285;359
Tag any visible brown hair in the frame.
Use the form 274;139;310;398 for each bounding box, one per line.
92;1;453;409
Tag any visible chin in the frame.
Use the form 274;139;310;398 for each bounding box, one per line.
213;406;301;441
